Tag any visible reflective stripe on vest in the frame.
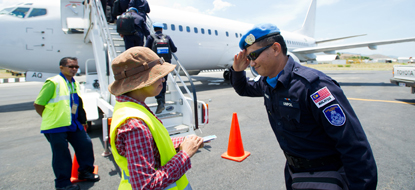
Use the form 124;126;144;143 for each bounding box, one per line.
40;75;81;131
110;101;190;190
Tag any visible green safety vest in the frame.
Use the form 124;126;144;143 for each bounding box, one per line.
40;75;81;131
110;101;191;190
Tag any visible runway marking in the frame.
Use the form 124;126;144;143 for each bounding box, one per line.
348;98;415;105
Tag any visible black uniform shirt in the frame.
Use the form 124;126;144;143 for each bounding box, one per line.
230;56;377;189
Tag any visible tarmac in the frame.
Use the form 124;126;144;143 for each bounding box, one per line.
0;70;414;190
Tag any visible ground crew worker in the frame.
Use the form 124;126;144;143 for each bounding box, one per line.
145;22;177;114
230;23;377;189
108;47;204;189
120;7;150;50
34;57;100;190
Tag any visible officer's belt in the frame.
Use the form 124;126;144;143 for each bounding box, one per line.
284;152;341;169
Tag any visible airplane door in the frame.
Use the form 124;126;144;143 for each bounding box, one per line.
26;28;53;51
61;0;84;32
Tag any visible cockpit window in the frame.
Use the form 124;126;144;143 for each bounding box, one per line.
28;8;47;17
9;7;30;18
0;7;15;15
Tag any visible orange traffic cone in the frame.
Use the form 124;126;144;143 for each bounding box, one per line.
70;154;99;183
221;113;250;162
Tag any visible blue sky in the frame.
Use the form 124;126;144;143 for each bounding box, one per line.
1;0;414;58
148;0;415;58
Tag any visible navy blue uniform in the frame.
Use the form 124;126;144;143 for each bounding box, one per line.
145;31;177;99
120;0;130;13
123;11;150;50
128;0;150;18
230;56;377;189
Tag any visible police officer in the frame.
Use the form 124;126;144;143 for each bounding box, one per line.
34;57;100;190
230;23;377;189
120;7;150;50
145;22;177;114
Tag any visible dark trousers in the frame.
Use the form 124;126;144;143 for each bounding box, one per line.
284;163;293;190
44;128;95;188
156;75;168;99
123;35;144;50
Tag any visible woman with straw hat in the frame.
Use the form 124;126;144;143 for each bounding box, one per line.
108;47;203;190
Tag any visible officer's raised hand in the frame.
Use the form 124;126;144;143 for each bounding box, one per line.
233;49;250;72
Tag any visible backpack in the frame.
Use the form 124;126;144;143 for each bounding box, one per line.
151;34;172;60
116;13;135;35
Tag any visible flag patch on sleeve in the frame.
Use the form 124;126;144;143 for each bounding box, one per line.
310;87;335;108
323;104;346;126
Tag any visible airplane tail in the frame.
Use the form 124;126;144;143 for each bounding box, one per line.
294;0;316;38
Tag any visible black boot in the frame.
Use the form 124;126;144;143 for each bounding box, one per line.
156;97;165;114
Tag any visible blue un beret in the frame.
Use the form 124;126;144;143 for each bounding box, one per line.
239;23;281;50
127;7;139;13
153;22;164;29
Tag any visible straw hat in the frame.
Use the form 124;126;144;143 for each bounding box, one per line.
108;47;176;96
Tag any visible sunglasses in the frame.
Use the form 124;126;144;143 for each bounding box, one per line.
63;65;80;69
247;44;273;61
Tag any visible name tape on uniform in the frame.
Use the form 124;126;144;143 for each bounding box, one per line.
310;86;335;108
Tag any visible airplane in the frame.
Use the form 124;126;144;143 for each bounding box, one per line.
0;0;415;81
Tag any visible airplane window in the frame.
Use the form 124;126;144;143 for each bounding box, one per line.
179;25;183;32
0;7;14;15
28;8;47;18
208;29;211;35
171;24;175;31
226;31;229;37
186;26;190;33
194;27;198;33
235;33;238;38
201;28;205;34
163;23;167;30
240;33;242;37
215;30;218;36
9;7;30;18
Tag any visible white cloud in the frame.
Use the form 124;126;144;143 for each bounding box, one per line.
206;0;234;15
172;3;201;13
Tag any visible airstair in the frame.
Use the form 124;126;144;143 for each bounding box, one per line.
80;0;208;156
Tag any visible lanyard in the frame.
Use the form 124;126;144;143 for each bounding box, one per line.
60;73;76;103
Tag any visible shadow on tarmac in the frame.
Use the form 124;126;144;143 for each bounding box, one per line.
0;101;35;112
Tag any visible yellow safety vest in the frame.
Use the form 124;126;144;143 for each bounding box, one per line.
110;101;191;190
40;75;81;131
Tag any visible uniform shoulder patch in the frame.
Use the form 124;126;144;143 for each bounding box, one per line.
323;104;346;126
310;86;335;108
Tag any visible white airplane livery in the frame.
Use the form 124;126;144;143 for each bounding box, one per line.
0;0;415;79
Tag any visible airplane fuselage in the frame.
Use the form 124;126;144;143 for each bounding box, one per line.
0;2;95;73
0;1;317;75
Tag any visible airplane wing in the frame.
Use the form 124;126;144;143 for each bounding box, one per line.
315;34;366;44
292;37;415;54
